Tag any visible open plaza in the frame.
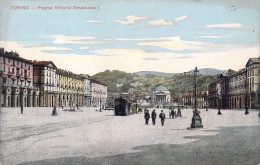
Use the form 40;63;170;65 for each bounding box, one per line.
0;107;259;165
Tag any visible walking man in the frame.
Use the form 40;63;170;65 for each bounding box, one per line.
171;110;175;118
21;105;23;114
151;109;157;125
144;110;150;125
159;110;166;126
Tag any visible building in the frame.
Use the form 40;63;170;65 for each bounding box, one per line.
33;61;57;107
152;85;171;105
0;48;34;107
90;79;107;108
56;69;84;108
207;56;260;110
0;69;3;109
180;93;206;108
246;57;260;108
208;74;229;109
227;68;247;109
80;74;92;107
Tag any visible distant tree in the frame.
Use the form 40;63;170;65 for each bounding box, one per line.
226;69;237;76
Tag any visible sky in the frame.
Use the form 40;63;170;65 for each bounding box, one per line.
0;0;259;75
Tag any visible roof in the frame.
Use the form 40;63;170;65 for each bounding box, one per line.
0;48;33;64
154;85;169;91
90;79;107;86
246;57;260;67
33;61;57;69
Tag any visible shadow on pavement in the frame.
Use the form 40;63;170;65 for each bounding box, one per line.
19;125;260;165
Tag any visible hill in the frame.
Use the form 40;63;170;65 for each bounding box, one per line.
134;68;227;77
196;68;227;76
92;70;214;96
133;71;180;77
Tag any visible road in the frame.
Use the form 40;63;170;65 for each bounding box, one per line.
0;107;260;165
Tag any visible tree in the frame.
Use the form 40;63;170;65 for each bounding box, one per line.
226;69;237;76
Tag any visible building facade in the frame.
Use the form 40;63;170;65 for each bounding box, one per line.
56;69;84;108
90;79;107;108
152;85;171;105
246;57;260;109
208;74;229;109
33;61;57;107
180;93;205;108
208;57;260;109
227;69;247;109
0;48;34;107
80;74;92;107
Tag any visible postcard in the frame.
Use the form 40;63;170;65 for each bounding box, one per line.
0;0;259;164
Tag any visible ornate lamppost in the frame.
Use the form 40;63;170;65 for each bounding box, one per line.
190;67;203;128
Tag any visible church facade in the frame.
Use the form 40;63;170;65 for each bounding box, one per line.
152;85;171;104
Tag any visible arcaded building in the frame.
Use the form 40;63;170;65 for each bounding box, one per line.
33;61;58;107
0;48;34;107
56;69;84;108
90;79;107;108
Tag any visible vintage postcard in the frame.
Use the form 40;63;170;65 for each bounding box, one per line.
0;0;260;164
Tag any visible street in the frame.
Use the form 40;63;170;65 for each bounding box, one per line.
0;107;260;165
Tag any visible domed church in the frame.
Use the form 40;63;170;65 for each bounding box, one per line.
152;85;171;103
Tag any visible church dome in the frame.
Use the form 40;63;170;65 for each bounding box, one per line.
154;85;169;91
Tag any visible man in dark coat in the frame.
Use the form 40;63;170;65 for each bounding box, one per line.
21;105;23;114
159;110;166;126
171;110;175;118
144;110;150;125
151;109;157;125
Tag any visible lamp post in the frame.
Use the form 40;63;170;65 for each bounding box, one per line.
190;67;203;128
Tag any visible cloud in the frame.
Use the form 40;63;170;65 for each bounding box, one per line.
146;16;188;27
175;16;188;22
110;38;168;41
195;35;225;39
138;37;203;51
49;35;96;45
203;23;243;29
142;58;158;61
80;47;89;50
148;20;174;27
0;41;259;75
115;16;147;25
85;20;104;23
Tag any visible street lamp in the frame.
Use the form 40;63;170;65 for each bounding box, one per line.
190;67;203;128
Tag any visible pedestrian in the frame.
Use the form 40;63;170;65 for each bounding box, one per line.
151;109;157;125
171;110;175;119
244;106;249;115
21;105;23;114
52;106;57;116
144;110;150;125
159;110;166;126
177;107;182;117
169;110;171;118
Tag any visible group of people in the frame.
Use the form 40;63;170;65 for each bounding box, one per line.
169;107;182;118
144;109;166;126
